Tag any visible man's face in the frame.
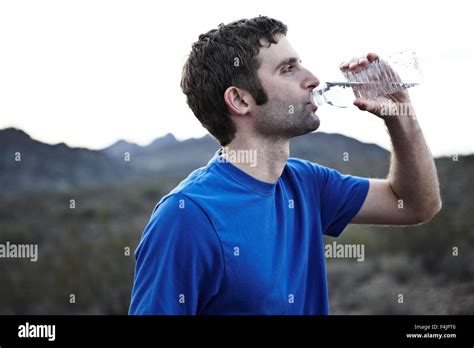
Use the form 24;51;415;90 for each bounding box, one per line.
253;34;320;139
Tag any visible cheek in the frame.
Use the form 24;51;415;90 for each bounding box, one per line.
260;73;287;96
266;81;295;101
260;73;302;104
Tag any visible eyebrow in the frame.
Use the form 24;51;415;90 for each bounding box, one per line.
274;57;301;71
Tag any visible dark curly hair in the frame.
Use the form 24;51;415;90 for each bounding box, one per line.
181;16;288;146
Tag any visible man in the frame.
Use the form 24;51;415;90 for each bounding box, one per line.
129;16;441;315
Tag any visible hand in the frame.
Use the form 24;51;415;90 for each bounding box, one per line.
340;53;413;119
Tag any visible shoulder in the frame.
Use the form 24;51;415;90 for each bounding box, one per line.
285;157;332;184
150;192;213;232
287;157;330;173
154;161;220;208
136;191;222;262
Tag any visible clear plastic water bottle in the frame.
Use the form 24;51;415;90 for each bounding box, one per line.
312;50;423;108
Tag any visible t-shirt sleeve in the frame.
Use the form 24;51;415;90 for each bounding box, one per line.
311;163;369;238
129;193;224;315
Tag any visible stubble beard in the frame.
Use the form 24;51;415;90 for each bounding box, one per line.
253;99;320;140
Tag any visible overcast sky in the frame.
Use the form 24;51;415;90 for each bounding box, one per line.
1;0;472;156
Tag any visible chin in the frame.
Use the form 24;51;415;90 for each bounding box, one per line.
305;114;321;133
291;118;320;138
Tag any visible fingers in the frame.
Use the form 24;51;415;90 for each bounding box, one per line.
339;60;351;72
340;52;379;72
353;98;383;115
367;52;379;62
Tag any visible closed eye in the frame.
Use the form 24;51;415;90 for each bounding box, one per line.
276;57;301;74
283;64;295;73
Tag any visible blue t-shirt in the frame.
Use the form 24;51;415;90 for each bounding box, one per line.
129;150;369;315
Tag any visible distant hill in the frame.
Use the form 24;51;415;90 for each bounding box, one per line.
101;140;142;159
102;131;391;178
0;126;400;196
0;128;140;196
102;133;178;159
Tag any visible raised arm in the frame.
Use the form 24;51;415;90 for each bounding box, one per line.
343;53;442;225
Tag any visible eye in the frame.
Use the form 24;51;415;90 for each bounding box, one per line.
283;64;295;73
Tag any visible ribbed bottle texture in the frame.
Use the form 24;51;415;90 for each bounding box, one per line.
312;50;422;108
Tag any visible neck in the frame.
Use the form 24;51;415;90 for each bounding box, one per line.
221;135;289;184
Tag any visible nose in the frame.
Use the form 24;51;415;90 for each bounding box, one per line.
303;70;320;90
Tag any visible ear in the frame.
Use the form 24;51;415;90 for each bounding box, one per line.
224;86;251;116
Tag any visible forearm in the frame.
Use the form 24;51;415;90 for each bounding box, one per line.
385;104;442;221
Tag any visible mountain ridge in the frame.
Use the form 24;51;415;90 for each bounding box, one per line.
2;126;467;197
